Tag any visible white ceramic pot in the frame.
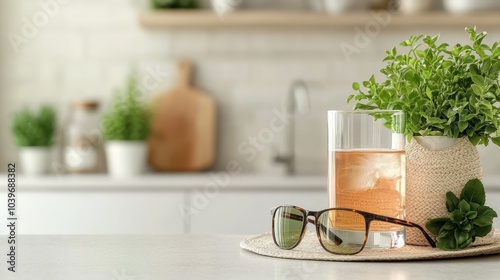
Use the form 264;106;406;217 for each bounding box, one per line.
398;0;433;14
322;0;370;14
414;136;462;149
105;141;148;177
19;147;50;176
211;0;242;15
444;0;500;13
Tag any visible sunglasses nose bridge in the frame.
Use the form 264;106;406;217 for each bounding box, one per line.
305;211;319;225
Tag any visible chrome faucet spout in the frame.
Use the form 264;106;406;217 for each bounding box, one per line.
274;79;310;175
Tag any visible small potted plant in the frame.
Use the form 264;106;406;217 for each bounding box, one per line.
348;27;500;246
102;74;151;177
11;106;56;176
150;0;198;9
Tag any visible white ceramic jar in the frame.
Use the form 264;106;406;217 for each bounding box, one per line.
444;0;500;13
64;100;102;173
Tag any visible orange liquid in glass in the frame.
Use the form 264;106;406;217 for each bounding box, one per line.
329;150;406;231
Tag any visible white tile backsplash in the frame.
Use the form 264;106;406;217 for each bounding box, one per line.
250;58;330;82
196;57;251;83
2;0;500;176
169;29;210;55
207;30;250;53
52;1;137;30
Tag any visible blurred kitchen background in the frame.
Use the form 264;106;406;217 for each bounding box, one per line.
1;0;500;235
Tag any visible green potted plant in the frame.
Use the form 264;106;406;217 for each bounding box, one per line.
103;74;151;177
150;0;198;9
11;106;56;175
348;27;500;246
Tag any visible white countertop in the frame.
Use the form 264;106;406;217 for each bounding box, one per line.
0;235;499;280
1;174;500;192
0;174;326;192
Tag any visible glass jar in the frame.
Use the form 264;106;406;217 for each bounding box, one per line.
64;100;103;173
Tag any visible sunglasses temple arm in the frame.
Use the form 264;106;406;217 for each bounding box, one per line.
405;221;437;248
373;215;436;248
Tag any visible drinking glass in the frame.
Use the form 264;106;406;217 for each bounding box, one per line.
327;110;406;249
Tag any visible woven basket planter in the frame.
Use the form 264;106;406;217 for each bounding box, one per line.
405;137;495;246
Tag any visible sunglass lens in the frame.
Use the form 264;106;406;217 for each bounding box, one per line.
273;206;305;249
318;210;367;254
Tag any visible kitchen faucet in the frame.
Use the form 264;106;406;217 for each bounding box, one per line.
274;80;310;175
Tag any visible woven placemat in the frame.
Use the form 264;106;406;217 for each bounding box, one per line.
240;230;500;262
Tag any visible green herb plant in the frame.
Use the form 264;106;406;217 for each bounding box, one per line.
150;0;198;9
11;106;56;147
348;27;500;146
426;179;498;250
102;74;150;141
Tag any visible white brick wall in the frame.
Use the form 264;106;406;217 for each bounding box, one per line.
1;0;500;175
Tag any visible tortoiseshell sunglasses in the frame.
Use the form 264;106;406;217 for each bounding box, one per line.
271;205;436;255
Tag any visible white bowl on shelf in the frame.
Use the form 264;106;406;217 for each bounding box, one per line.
444;0;500;13
321;0;370;14
398;0;434;14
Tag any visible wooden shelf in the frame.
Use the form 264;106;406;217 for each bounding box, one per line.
139;11;500;28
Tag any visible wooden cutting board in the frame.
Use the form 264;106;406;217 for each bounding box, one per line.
148;60;216;171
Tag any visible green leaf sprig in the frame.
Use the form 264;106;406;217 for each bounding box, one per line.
426;179;498;250
348;27;500;146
